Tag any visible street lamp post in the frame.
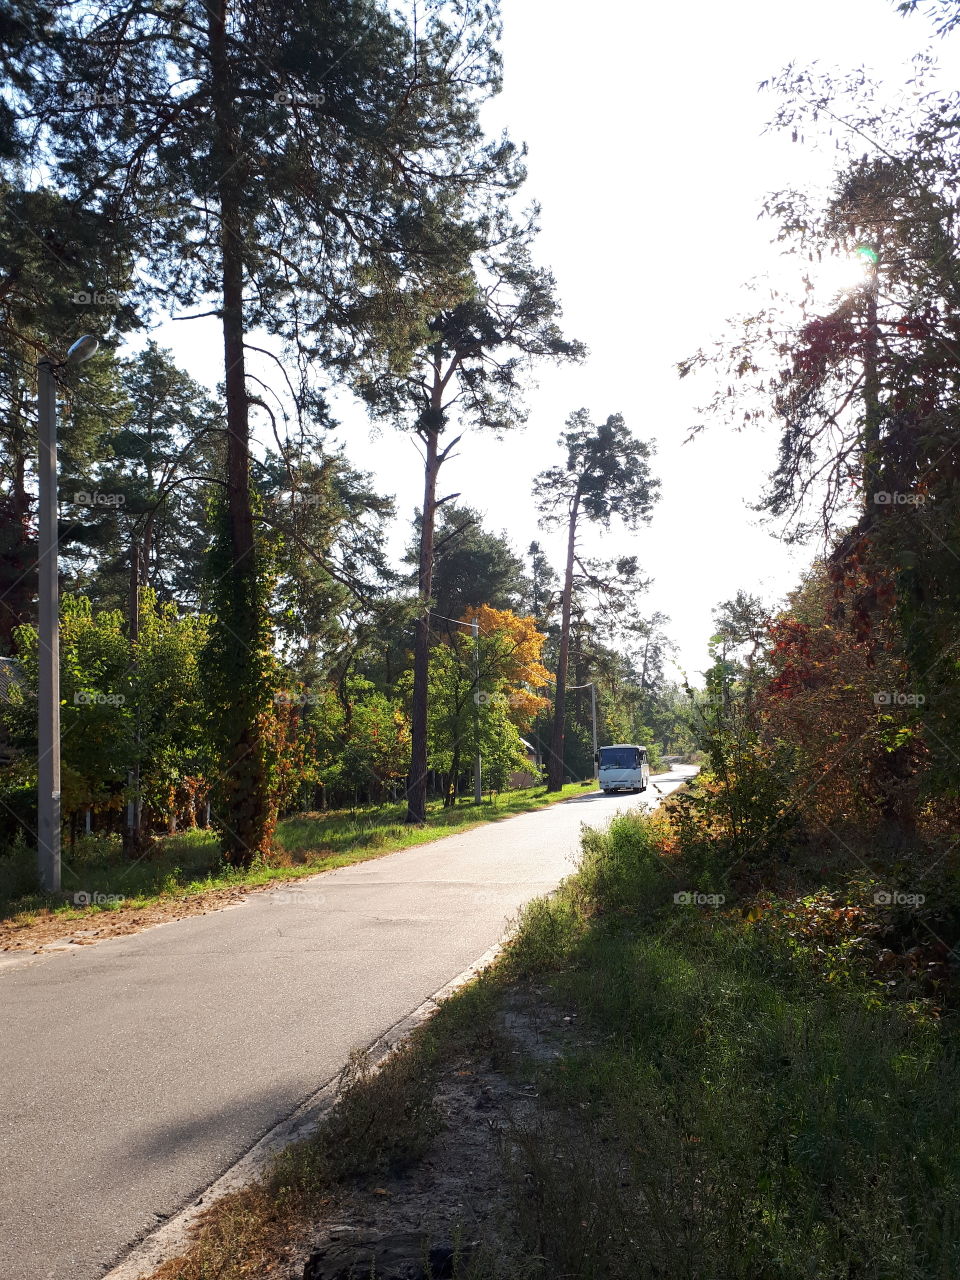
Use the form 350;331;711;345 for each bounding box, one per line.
36;336;99;893
471;619;482;803
590;681;598;781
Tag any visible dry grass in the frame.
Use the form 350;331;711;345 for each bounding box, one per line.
146;977;503;1280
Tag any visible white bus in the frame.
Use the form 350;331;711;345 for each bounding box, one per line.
598;743;650;794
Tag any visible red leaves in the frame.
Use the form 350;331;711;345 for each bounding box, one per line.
765;619;816;700
792;312;862;379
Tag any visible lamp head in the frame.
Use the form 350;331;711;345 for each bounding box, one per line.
65;335;99;365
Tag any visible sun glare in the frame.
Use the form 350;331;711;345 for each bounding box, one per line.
809;250;875;301
762;247;876;307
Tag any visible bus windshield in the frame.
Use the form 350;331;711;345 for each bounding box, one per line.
599;746;640;770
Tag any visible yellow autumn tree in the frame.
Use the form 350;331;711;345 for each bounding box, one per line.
460;604;553;731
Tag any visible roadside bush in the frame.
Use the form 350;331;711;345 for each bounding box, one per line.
504;893;582;978
0;838;39;904
575;811;679;917
0;780;35;854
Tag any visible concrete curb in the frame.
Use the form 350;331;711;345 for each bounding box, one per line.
99;940;504;1280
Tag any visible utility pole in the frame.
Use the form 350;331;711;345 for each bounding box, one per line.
36;336;99;892
590;681;598;782
471;619;482;803
36;357;61;893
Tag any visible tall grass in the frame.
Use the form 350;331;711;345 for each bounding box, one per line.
496;811;960;1279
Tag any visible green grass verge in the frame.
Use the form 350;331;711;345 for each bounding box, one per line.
491;810;960;1279
0;782;588;928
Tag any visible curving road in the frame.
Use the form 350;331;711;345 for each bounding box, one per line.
0;768;695;1280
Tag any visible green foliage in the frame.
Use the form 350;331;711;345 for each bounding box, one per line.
534;408;660;531
527;540;559;626
134;590;213;817
61;341;224;613
309;678;409;804
201;493;282;865
258;447;397;660
0;171;143;652
419;638;527;796
7;596;133;813
680;651;799;877
405;502;530;620
3;590;212;831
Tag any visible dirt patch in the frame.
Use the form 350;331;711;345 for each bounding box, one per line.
0;882;276;953
290;990;578;1280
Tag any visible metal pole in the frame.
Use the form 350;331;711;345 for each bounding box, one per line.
37;358;61;892
590;682;598;783
471;620;482;803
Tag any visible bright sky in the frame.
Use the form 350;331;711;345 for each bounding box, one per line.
146;0;960;684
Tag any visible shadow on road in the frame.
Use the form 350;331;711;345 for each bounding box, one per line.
560;770;695;806
562;789;645;805
560;789;608;804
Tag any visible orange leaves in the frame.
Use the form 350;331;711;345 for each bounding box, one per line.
461;604;553;689
459;604;553;730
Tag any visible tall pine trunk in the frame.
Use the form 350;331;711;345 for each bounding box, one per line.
547;492;580;791
862;249;881;507
406;425;439;823
206;0;275;865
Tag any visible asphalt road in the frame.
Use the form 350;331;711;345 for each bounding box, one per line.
0;769;695;1280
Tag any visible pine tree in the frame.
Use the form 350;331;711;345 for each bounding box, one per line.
533;410;660;790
